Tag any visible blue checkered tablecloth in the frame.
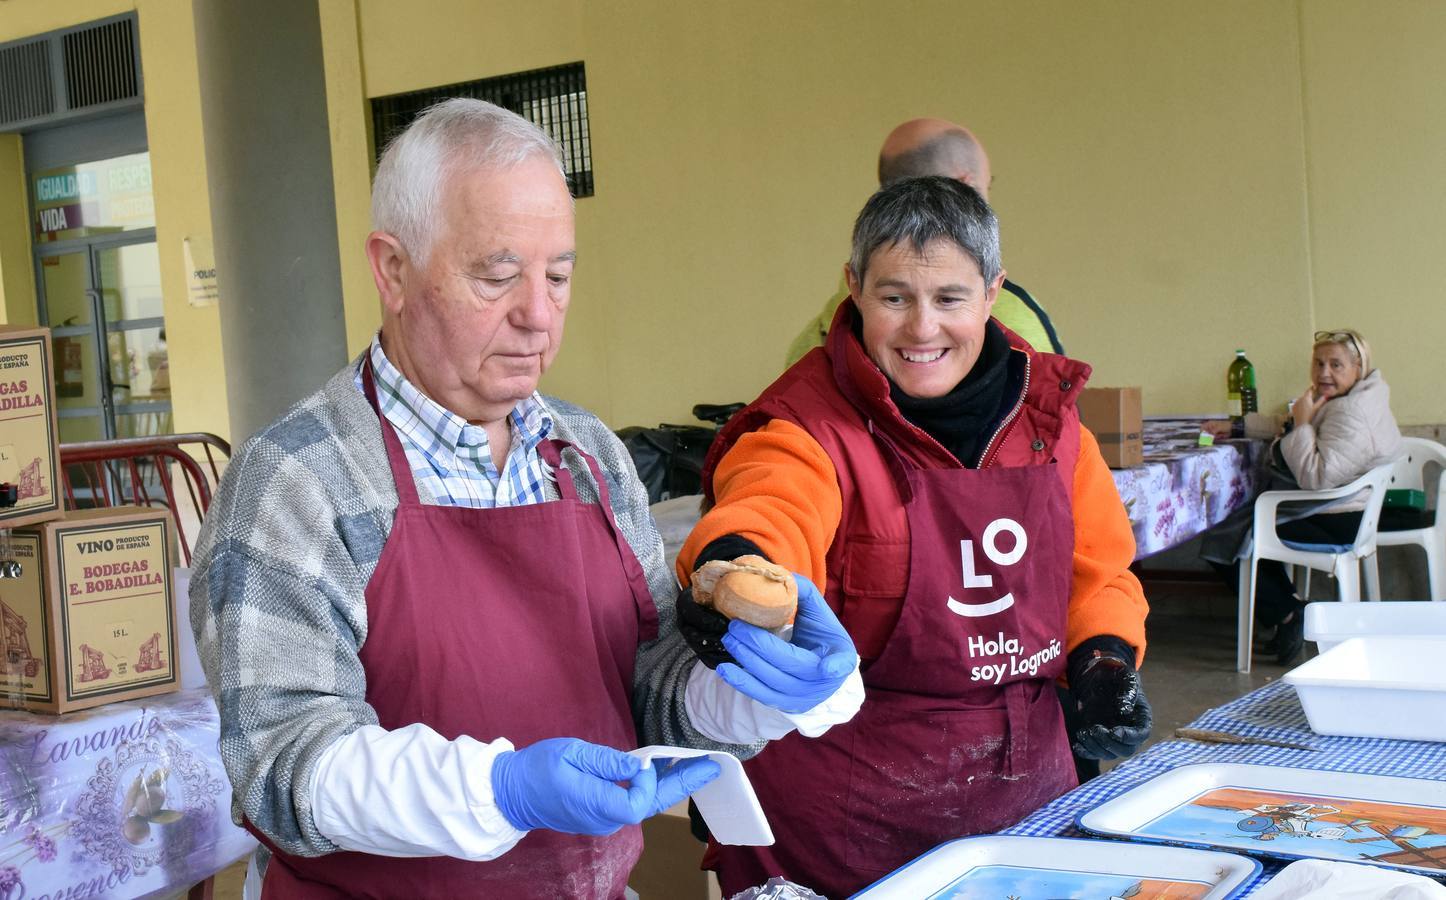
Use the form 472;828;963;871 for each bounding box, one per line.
1002;680;1446;894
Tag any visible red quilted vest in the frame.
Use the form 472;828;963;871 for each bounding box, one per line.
703;300;1091;658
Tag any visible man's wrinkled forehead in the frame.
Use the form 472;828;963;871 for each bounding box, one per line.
440;158;575;243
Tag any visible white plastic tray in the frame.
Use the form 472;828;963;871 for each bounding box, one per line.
1304;601;1446;652
1283;636;1446;741
1078;763;1446;877
629;745;773;846
850;834;1258;899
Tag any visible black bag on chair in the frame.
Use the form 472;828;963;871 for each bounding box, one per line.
615;424;717;504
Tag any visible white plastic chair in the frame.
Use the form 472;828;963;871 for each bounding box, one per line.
1373;437;1446;602
1237;462;1395;673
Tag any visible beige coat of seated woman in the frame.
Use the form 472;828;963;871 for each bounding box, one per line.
1279;330;1402;504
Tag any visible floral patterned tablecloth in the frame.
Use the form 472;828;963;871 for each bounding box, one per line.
0;688;255;899
1113;419;1268;559
652;419;1268;568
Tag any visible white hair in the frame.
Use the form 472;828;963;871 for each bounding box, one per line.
371;97;565;265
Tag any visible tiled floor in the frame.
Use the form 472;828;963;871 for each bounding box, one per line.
198;569;1319;899
1111;575;1291;765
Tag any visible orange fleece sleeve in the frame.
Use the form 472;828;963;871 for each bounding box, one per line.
1067;426;1150;664
675;419;842;588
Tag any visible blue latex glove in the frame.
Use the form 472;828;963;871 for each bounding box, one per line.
717;573;857;714
491;738;720;835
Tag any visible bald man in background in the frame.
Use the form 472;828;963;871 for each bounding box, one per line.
784;118;1064;365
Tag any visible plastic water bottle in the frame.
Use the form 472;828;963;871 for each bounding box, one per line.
1227;349;1257;437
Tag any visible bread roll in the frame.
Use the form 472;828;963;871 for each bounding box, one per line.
691;555;798;629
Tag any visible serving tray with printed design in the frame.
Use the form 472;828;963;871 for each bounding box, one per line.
850;834;1259;899
1078;763;1446;877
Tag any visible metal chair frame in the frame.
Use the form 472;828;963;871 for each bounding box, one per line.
58;432;231;566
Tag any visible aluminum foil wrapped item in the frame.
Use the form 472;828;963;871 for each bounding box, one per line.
728;876;828;900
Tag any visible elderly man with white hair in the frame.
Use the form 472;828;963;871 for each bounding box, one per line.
190;98;861;899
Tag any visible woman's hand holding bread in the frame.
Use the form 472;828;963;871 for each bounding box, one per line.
677;558;858;714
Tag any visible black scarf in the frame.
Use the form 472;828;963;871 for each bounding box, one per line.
887;321;1016;468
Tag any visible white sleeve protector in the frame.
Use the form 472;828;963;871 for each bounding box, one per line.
683;658;865;744
309;723;527;860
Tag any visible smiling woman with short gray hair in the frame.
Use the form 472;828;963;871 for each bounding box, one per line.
671;175;1151;898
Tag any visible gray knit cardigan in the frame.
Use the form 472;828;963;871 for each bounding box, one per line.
189;359;757;856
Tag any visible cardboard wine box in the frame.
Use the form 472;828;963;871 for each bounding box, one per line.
0;326;62;529
0;507;178;713
1077;387;1144;468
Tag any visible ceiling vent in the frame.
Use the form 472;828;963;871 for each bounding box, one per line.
63;17;139;111
0;14;141;132
0;39;55;126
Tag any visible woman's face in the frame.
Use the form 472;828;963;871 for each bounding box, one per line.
847;238;1001;399
1312;343;1361;400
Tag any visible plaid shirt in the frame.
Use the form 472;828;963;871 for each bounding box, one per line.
190;358;756;857
356;335;554;508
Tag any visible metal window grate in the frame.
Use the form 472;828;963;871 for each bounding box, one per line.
62;18;140;110
0;39;55;127
371;61;593;197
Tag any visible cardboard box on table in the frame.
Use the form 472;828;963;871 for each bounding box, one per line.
0;325;62;529
1078;387;1144;468
0;506;179;713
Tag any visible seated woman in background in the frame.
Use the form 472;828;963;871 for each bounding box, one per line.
1255;328;1402;663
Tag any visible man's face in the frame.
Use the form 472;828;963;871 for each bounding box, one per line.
847;238;1000;399
383;155;575;423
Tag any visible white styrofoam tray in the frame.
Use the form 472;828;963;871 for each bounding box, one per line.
1283;636;1446;742
629;745;772;846
850;834;1258;899
1078;763;1446;878
1304;601;1446;652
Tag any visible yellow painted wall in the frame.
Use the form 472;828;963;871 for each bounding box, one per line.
318;0;382;358
336;0;1445;428
0;134;36;326
0;0;231;440
355;0;610;415
1299;0;1446;427
6;0;1444;442
133;1;230;441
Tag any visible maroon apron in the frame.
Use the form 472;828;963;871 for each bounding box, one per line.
714;431;1078;899
250;361;658;899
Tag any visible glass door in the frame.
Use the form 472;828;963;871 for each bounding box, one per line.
96;241;170;438
37;238;170;441
39;250;108;443
31;148;166;442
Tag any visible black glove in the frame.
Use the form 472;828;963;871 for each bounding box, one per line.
1065;636;1152;761
675;534;767;669
676;587;735;669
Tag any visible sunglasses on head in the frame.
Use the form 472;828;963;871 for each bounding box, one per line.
1314;330;1361;361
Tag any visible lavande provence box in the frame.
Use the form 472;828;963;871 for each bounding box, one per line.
0;326;61;528
0;507;178;713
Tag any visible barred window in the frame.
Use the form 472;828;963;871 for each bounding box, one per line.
371;61;593;197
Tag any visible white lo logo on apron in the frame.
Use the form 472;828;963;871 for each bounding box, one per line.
947;517;1026;618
